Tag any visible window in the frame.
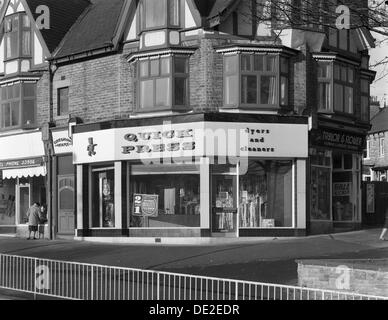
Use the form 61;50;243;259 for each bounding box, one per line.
138;56;188;110
380;137;385;157
130;164;200;228
0;82;36;129
57;87;69;116
364;140;370;159
317;61;356;115
140;0;180;30
360;78;370;122
224;53;289;109
4;13;31;60
239;160;293;228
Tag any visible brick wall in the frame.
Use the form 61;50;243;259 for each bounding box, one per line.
298;260;388;297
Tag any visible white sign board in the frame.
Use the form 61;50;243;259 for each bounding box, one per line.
52;131;73;155
73;121;308;164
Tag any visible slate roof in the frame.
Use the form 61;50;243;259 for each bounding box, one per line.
54;0;125;59
370;107;388;134
25;0;90;53
193;0;238;19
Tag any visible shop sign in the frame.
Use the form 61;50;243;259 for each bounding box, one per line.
311;128;365;152
73;122;308;164
366;184;375;214
333;182;351;197
52;131;73;154
133;194;159;217
0;157;43;170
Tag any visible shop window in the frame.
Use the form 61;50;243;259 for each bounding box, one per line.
4;13;31;60
130;164;200;228
0;179;16;226
0;82;36;129
137;56;188;111
311;166;331;221
224;53;289;109
91;169;115;228
139;0;180;31
239;160;293;228
57;87;69;116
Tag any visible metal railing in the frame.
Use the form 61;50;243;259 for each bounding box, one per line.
0;253;386;300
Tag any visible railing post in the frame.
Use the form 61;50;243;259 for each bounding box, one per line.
91;266;94;300
34;259;37;300
156;272;160;300
235;281;238;301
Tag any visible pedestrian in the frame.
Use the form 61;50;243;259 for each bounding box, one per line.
27;202;41;240
380;205;388;241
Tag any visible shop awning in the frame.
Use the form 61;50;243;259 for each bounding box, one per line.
2;166;46;179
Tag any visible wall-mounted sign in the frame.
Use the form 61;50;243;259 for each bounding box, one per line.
311;127;366;153
333;182;351;197
133;194;159;217
73;122;308;164
366;184;375;214
0;157;44;170
52;131;73;155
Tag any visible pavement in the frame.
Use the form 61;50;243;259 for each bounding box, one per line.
0;229;387;288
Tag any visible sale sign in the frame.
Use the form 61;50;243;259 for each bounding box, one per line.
133;194;159;217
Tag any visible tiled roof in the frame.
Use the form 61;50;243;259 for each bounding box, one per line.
26;0;90;53
54;0;125;59
193;0;238;18
370;107;388;134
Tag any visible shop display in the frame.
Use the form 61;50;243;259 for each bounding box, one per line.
0;181;16;225
102;177;115;227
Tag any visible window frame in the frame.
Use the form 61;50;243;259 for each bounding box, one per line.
223;53;290;110
0;82;36;130
379;137;385;158
360;77;370;122
139;0;181;32
136;55;189;112
57;87;70;116
4;12;32;62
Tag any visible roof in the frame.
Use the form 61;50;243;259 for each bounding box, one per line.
370;107;388;134
54;0;125;59
25;0;90;53
193;0;239;19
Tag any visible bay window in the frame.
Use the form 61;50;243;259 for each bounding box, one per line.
224;53;289;109
140;0;181;30
317;60;358;117
360;78;370;122
137;55;188;110
4;13;32;60
0;82;36;129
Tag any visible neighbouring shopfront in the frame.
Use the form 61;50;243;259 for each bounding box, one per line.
52;129;74;236
73;113;309;239
309;126;365;234
0;130;47;236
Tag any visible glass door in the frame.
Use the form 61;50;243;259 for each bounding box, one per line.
211;165;238;236
18;183;30;224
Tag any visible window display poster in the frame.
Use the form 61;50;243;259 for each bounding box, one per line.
133;194;159;217
333;182;351;197
366;184;375;214
0;181;16;226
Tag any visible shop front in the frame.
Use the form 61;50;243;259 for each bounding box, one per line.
0;131;47;236
309;126;365;234
73;114;309;239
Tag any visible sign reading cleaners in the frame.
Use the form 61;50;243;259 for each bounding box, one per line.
133;194;159;217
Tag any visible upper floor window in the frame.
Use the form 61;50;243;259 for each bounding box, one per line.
4;13;31;60
57;87;69;116
317;61;363;119
360;78;370;122
137;55;188;111
224;53;289;109
0;82;36;129
364;139;370;159
380;137;385;157
140;0;180;31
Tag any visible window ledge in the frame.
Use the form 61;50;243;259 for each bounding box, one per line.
54;115;70;121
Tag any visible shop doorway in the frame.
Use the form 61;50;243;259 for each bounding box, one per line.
58;175;75;235
18;183;30;223
211;165;238;237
